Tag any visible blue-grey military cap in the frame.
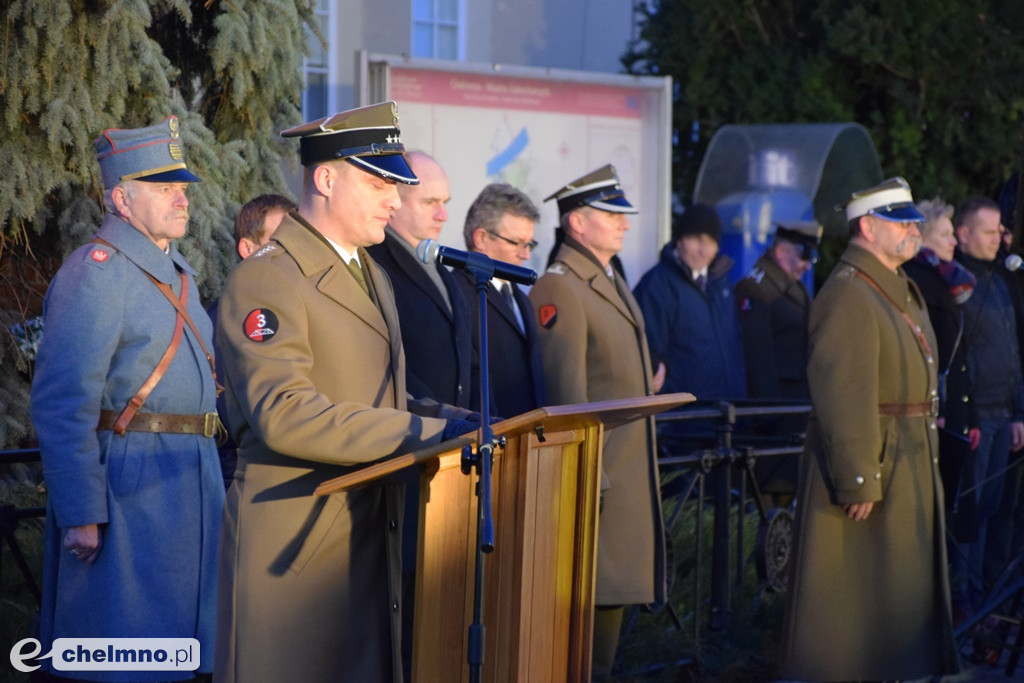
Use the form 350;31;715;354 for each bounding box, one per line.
280;101;419;185
93;115;200;189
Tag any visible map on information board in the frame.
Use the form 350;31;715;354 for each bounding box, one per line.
364;56;672;283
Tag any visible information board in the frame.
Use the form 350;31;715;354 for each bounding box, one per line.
360;53;673;284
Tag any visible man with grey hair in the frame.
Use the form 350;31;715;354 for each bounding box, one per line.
453;183;545;416
31;115;223;680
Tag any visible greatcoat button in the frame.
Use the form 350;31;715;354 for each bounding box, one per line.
854;475;865;485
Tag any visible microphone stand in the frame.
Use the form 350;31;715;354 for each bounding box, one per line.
461;251;500;683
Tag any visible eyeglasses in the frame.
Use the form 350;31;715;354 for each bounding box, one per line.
487;231;538;251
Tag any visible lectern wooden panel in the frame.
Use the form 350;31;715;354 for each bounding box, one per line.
412;423;602;682
314;393;694;683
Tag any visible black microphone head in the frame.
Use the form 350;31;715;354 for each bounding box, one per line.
416;238;440;264
1006;253;1023;272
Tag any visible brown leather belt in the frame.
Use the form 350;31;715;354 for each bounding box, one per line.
97;409;219;438
878;398;938;417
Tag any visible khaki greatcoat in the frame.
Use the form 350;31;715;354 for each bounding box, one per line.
214;213;465;683
779;243;958;681
528;239;667;606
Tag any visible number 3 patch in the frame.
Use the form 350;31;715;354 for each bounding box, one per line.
243;308;278;342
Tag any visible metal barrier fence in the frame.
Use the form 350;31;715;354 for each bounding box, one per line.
0;401;813;656
0;447;45;605
642;400;811;661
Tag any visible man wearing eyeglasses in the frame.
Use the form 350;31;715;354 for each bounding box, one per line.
453;183;546;417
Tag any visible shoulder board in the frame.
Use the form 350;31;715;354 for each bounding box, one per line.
743;267;765;284
834;265;856;281
251;243;278;259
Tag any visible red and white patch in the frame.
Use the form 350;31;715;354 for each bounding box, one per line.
91;249;110;263
243;308;278;342
539;304;557;329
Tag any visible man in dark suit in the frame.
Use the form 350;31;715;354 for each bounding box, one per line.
364;150;476;679
453;183;545;417
365;151;474;409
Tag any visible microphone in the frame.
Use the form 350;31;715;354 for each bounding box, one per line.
416;239;538;286
1006;253;1023;272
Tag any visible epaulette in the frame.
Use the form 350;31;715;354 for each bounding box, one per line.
743;267;765;284
834;265;856;280
251;243;278;259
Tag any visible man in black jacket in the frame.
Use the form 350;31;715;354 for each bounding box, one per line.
365;151;474;409
954;195;1024;605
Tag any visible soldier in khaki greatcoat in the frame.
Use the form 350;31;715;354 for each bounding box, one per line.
779;178;959;681
213;102;475;683
529;165;666;682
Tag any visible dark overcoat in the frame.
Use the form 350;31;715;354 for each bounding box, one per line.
734;252;811;400
31;215;223;681
365;230;474;408
452;270;545;418
528;239;666;606
779;244;958;681
213;213;466;683
902;256;977;535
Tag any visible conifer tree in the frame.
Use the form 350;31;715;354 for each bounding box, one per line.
0;0;315;447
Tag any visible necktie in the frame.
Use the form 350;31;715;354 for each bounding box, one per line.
346;258;370;298
501;283;525;333
695;273;707;293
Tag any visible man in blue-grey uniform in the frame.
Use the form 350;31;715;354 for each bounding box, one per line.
30;116;223;681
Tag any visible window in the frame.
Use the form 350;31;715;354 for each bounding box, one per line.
411;0;464;60
303;0;334;120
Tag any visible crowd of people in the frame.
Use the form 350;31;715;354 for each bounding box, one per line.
26;100;1024;682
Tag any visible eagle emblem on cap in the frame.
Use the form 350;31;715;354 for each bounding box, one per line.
168;116;179;139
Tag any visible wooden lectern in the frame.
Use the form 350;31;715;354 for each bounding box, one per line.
316;392;693;682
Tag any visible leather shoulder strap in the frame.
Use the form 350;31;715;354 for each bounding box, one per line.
854;269;934;363
91;237;221;434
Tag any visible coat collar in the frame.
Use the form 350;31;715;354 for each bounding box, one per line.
657;241;735;288
842;242;924;309
553;238;638;328
95;214;194;283
272;211;390;340
752;253;809;303
380;230;453;321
